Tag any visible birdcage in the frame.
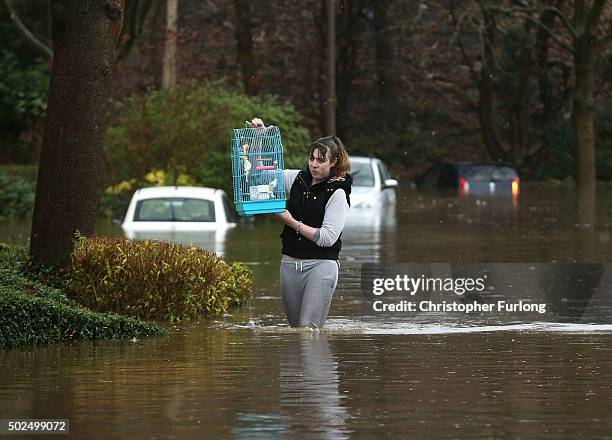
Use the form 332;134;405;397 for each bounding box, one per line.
231;125;286;216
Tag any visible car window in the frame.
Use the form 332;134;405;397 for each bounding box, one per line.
462;165;518;181
377;161;391;182
350;161;375;187
462;165;494;180
135;198;215;222
492;167;518;180
221;193;236;223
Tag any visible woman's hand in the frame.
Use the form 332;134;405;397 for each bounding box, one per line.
266;210;296;228
247;118;265;128
268;210;317;242
274;209;294;226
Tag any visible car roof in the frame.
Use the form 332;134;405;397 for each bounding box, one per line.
131;186;220;200
350;156;376;164
428;161;516;170
455;161;515;168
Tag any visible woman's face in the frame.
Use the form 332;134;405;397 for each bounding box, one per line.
309;148;337;182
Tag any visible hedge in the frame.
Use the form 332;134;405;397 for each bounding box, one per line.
70;236;253;322
0;244;165;349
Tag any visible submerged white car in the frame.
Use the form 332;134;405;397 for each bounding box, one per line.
121;186;237;241
349;156;398;208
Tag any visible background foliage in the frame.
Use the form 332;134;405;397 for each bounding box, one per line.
0;165;37;218
0;49;49;163
101;81;309;217
0;0;611;222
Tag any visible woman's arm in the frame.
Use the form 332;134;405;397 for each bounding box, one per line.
283;169;300;197
274;210;318;242
314;190;349;246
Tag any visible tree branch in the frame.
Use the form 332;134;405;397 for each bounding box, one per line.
2;0;53;60
539;4;577;39
487;3;576;39
488;5;575;53
584;0;607;37
448;2;480;84
517;12;574;52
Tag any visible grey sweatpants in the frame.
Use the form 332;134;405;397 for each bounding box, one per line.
280;259;339;329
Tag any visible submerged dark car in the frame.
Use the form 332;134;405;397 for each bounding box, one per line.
416;162;520;197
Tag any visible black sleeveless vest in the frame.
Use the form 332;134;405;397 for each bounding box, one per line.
281;168;352;259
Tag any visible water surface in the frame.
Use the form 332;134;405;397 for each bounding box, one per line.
1;185;612;439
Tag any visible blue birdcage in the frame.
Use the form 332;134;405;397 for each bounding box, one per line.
231;125;286;216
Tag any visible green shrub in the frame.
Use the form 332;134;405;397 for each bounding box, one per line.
0;165;37;218
0;243;65;296
0;244;165;349
0;290;164;349
0;50;49;162
70;236;253;322
0;51;48;122
103;80;310;218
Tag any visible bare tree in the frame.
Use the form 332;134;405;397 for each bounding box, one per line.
30;0;126;266
335;0;368;137
451;0;610;186
371;0;397;124
451;1;542;167
162;0;177;88
325;0;337;135
233;0;259;95
572;0;608;188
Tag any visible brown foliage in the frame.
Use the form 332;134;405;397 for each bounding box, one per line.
71;236;253;322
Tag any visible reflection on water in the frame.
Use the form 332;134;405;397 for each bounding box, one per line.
343;202;397;263
2;185;611;263
127;228;232;256
2;185;612;438
278;333;349;440
2;328;612;439
230;332;350;440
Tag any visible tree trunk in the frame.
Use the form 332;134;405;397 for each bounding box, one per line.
574;51;597;188
325;0;336;136
575;182;596;260
572;0;606;189
115;0;154;62
576;180;596;228
372;0;396;125
233;0;258;95
29;0;125;266
535;0;562;123
335;0;361;138
477;8;508;162
162;0;177;89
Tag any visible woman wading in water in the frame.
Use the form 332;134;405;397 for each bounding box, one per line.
248;118;352;328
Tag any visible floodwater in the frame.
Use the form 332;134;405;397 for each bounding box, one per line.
2;184;612;439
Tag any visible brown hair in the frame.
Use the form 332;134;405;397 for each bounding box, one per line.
308;136;351;178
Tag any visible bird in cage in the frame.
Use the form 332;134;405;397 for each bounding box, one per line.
268;178;278;198
241;143;252;177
